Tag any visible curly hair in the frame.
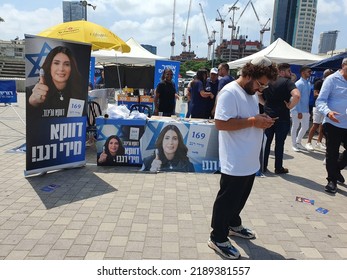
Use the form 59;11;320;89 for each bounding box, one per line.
241;62;278;81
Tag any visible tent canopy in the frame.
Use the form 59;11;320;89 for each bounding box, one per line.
308;52;347;71
92;37;167;65
228;38;323;69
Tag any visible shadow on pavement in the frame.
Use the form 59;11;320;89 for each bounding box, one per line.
26;165;118;209
232;238;290;260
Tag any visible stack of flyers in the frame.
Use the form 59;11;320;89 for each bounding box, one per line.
316;207;329;214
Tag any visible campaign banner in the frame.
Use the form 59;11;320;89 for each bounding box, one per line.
25;35;91;175
0;80;17;103
140;118;219;173
25;117;86;175
154;60;180;91
89;56;95;87
96;117;147;166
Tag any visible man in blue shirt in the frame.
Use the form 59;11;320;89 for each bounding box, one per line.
291;66;312;151
217;63;234;92
316;58;347;193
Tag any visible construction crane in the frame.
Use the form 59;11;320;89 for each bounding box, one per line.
170;0;176;57
216;0;239;45
199;3;215;60
181;0;192;52
234;0;252;36
250;1;270;47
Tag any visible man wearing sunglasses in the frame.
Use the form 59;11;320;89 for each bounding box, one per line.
208;56;278;260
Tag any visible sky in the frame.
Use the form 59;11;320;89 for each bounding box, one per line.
0;0;346;59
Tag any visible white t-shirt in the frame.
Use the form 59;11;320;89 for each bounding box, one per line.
215;81;262;176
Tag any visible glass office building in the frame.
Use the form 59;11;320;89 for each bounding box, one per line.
318;31;339;54
271;0;317;52
63;1;85;22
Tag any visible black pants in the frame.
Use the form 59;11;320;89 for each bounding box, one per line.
264;120;290;170
210;173;255;243
323;123;347;182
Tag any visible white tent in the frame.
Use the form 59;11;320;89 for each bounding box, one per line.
228;38;323;69
92;37;167;65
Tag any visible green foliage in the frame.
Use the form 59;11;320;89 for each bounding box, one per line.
179;58;228;77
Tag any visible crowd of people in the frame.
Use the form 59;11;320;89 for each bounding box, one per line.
155;57;346;260
91;56;347;260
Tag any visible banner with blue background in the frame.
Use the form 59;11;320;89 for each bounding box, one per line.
140;118;219;173
0;80;17;104
154;60;180;91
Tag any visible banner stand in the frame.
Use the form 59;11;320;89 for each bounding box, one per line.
24;160;86;177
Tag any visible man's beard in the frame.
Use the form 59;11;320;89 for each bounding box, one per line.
243;80;256;95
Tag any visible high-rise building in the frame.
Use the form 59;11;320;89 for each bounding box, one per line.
318;31;339;54
271;0;317;52
63;1;85;22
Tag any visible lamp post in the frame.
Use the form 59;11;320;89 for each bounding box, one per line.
80;1;96;21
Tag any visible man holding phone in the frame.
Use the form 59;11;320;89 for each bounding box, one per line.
261;63;301;174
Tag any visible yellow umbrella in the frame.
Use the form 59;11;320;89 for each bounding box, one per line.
38;20;131;53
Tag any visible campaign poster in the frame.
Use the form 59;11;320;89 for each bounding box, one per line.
25;35;91;176
154;60;180;91
0;80;17;104
140;119;219;173
96;118;147;166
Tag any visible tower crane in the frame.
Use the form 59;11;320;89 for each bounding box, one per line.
181;0;192;52
215;1;239;45
170;0;176;58
233;0;252;37
250;1;270;47
199;3;215;60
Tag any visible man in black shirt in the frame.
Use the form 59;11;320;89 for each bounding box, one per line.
261;63;300;174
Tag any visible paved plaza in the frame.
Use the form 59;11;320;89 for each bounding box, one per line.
1;92;347;260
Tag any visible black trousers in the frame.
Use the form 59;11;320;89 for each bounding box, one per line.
210;173;255;243
323;123;347;182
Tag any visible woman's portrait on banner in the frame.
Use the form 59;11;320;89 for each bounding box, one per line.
97;135;127;166
26;45;86;118
141;124;195;172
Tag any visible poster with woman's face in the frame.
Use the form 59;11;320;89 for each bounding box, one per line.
140;119;220;173
25;35;91;176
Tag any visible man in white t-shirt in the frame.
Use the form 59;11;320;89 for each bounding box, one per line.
208;57;278;260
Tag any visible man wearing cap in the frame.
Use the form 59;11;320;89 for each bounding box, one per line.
290;65;312;151
208;56;278;260
316;58;347;193
206;67;219;118
262;63;301;174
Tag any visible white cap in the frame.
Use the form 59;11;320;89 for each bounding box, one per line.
251;56;272;67
210;67;218;74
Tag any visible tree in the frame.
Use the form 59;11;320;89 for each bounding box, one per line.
0;17;4;22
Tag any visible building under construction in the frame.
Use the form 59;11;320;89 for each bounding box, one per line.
216;36;262;61
170;0;267;62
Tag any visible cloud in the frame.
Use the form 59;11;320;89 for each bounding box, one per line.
0;4;61;39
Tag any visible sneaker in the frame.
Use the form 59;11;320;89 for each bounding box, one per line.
207;238;241;260
296;143;306;150
325;181;337;194
275;167;289;174
316;142;326;150
337;171;345;184
305;142;314;151
229;226;256;239
292;144;300;152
